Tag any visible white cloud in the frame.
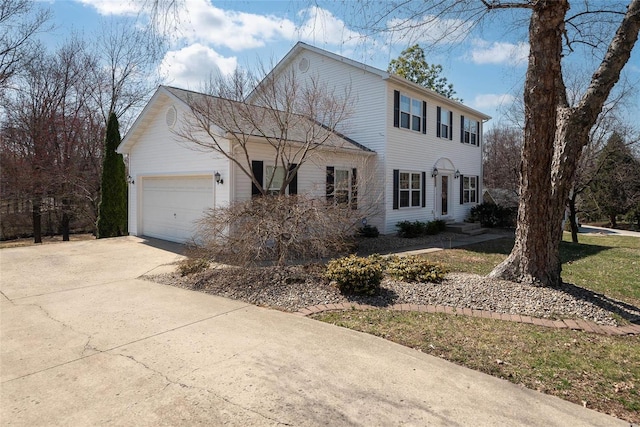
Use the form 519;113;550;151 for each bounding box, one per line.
472;93;515;110
296;7;363;46
77;0;140;16
159;44;237;88
387;15;473;45
77;1;367;53
176;0;296;51
470;40;529;65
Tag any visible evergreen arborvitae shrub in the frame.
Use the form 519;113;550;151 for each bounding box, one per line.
97;113;128;238
325;254;384;296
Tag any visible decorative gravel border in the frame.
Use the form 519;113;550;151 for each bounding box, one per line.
297;303;640;336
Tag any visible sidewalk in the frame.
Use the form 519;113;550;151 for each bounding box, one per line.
579;224;640;237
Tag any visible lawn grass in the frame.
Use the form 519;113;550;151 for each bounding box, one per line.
316;233;640;423
316;310;640;423
422;233;640;306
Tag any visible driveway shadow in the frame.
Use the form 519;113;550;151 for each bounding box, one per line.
139;236;186;256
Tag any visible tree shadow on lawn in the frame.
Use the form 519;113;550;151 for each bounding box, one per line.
459;238;639;324
557;282;640;324
458;237;611;264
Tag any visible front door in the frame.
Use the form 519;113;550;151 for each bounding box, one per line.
441;175;449;216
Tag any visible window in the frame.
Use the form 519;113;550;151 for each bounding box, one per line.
251;161;297;196
439;107;451;139
399;172;422;208
266;165;286;195
461;116;479;146
334;169;350;204
462;176;478;204
399;95;423;132
326;166;357;208
394;91;425;133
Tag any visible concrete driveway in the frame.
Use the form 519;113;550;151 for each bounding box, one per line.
0;237;625;426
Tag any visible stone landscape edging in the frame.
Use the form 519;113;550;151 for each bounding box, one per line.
296;303;640;336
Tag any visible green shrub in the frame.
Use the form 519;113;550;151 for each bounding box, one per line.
397;220;447;238
325;254;384;296
177;258;210;276
469;202;517;228
396;220;426;238
386;255;447;283
425;219;447;235
357;224;380;238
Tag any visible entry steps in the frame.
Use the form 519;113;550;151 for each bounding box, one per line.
445;222;487;236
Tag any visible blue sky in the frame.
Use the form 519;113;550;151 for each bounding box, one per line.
42;0;639;127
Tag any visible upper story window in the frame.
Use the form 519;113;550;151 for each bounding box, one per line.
461;116;480;146
437;106;453;140
394;90;426;134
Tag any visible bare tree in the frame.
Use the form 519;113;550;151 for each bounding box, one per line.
483;126;522;194
195;194;362;267
486;0;640;286
0;39;104;242
173;66;356;196
0;0;51;89
88;20;162;128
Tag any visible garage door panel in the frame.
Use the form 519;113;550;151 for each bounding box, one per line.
141;176;213;243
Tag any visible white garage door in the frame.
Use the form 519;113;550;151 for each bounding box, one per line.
141;176;213;243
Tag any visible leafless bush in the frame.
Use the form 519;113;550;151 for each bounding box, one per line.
193;194;362;267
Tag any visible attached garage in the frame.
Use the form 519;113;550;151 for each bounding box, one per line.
140;176;214;243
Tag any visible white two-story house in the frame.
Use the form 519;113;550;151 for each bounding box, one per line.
117;42;490;243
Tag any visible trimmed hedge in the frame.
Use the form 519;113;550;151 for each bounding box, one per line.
325;254;384;296
385;255;447;283
326;253;448;296
396;219;447;238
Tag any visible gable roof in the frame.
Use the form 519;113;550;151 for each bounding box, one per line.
258;42;491;121
118;85;374;154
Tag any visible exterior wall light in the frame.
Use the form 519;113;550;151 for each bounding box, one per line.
431;167;439;177
127;175;135;185
454;169;460;179
215;171;223;185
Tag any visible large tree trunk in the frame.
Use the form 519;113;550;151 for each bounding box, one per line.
490;0;640;286
489;0;568;286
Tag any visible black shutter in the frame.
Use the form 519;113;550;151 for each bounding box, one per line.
288;163;298;195
392;169;399;210
460;174;464;204
449;111;453;140
436;106;441;138
476;121;481;146
460;115;465;143
421;171;426;207
422;101;427;134
351;168;358;210
326;166;334;202
251;160;263;196
393;90;400;128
